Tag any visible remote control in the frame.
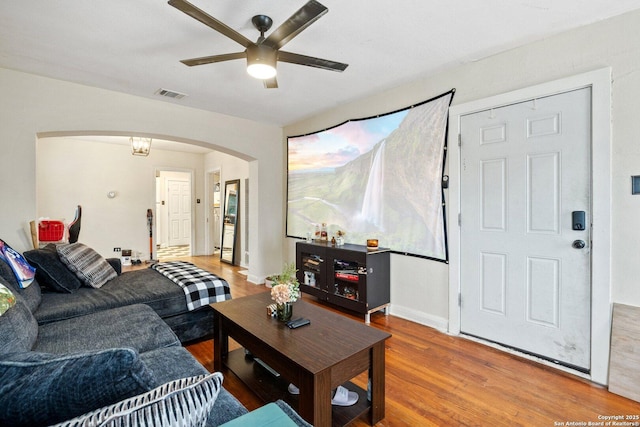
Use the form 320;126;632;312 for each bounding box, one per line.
287;318;311;329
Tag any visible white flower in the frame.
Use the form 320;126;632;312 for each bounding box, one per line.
271;282;300;305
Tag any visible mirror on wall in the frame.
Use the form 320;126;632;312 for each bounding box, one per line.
220;179;240;265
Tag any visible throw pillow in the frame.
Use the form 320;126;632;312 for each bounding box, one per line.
24;244;83;293
53;372;224;427
0;260;42;313
219;402;300;427
0;239;35;288
0;348;157;427
0;282;15;316
56;243;117;288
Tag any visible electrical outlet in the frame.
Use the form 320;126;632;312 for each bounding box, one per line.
113;247;121;252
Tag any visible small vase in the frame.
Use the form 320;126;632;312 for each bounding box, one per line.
276;302;293;322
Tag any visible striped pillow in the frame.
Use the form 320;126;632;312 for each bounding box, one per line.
54;373;224;427
56;243;117;288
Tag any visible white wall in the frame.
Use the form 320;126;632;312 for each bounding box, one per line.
284;9;640;329
0;68;284;282
37;137;204;258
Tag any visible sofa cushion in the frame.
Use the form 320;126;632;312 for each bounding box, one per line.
24;244;83;293
162;305;215;343
0;257;41;313
34;303;180;355
272;400;314;427
0;348;157;427
139;346;249;426
53;373;223;427
220;401;308;427
0;280;38;355
139;346;209;381
56;242;117;288
34;268;190;325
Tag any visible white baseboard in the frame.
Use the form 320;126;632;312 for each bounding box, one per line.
389;304;448;333
247;274;264;285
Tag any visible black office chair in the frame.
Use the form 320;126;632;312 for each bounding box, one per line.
68;205;82;244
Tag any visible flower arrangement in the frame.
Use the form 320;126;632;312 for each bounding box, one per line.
264;274;278;288
270;262;300;305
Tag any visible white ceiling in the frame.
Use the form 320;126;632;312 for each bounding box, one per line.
2;0;640;128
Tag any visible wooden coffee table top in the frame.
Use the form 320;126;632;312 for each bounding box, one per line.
212;292;391;374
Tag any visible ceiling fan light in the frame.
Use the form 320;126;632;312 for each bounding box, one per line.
246;44;277;79
247;63;277;79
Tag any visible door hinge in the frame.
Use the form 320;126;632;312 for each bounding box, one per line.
458;213;461;227
458;292;462;307
458;133;462;147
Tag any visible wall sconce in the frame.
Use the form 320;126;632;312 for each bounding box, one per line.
130;137;152;156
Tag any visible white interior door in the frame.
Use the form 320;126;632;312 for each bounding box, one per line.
167;178;191;246
460;88;591;370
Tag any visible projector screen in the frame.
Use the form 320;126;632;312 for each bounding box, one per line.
286;90;454;261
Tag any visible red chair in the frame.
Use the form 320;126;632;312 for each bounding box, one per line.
29;205;82;248
68;205;82;244
37;220;66;244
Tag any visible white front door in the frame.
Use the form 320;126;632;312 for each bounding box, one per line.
167;178;191;246
459;88;591;370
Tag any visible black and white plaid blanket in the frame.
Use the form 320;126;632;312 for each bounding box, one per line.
151;261;231;311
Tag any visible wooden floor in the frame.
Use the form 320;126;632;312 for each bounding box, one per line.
177;255;640;426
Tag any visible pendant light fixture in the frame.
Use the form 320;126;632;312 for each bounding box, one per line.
131;137;152;156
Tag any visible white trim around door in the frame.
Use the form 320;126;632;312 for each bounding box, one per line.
447;68;612;385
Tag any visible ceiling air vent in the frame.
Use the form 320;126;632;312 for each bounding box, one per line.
155;88;188;100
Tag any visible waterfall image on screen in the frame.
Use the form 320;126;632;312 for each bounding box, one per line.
361;139;385;229
287;91;453;260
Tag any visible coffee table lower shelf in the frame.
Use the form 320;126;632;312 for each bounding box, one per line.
225;348;370;427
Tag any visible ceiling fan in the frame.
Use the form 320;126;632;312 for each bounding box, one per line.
168;0;348;88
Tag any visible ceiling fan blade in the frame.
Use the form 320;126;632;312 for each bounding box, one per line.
168;0;253;48
263;0;328;50
263;77;278;89
180;52;246;67
278;51;348;72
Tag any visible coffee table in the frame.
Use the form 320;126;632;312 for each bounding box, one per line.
212;292;392;427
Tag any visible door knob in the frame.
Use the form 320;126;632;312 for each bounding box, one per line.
572;240;586;249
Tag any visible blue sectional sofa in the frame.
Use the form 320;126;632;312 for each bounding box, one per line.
0;244;311;426
23;244;215;344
